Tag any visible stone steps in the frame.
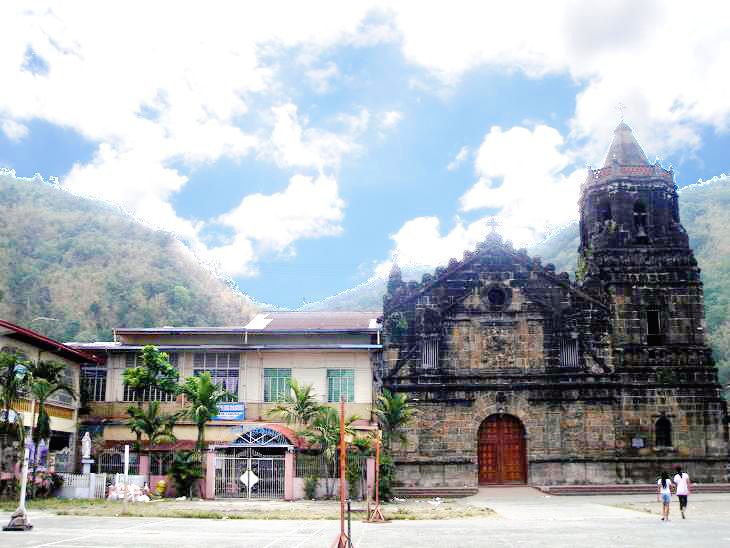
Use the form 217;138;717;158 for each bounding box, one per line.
393;487;479;498
536;483;730;496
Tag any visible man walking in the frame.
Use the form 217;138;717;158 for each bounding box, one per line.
673;466;691;519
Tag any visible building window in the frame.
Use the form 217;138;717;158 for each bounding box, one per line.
81;365;107;402
150;452;174;476
634;201;648;236
327;369;354;403
264;368;291;402
123;352;179;402
599;200;612;223
647;310;663;346
420;340;439;369
559;337;580;368
193;352;240;400
655;416;672;447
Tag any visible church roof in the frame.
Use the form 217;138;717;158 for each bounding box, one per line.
602;122;649;167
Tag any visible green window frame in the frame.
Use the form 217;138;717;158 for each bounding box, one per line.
327;369;354;403
264;368;291;402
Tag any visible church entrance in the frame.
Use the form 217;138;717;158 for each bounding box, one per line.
477;414;527;485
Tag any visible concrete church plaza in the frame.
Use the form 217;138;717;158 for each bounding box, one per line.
2;488;730;547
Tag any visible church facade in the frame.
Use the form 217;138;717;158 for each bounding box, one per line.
381;123;729;490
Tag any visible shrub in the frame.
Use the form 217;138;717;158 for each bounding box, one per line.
168;451;202;498
378;451;396;502
304;475;318;500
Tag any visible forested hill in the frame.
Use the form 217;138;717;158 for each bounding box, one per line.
304;175;730;389
0;171;257;342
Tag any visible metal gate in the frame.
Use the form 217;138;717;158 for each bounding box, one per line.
215;454;285;499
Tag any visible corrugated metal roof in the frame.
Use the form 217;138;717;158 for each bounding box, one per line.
69;343;382;351
245;311;381;331
0;318;103;363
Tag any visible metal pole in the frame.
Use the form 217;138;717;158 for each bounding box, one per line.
3;447;32;531
375;434;380;507
335;395;349;547
123;444;129;512
347;498;352;548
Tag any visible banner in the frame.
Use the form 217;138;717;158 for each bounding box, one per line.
213;402;245;421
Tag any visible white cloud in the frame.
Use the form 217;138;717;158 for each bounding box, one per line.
447;146;469;171
386;1;730;158
1;119;28;141
211;174;344;275
461;125;582;242
306;62;340;94
377;124;582;277
268;103;363;172
380;110;403;129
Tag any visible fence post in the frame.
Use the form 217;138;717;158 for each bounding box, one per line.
284;450;295;501
139;454;150;482
204;451;216;500
89;473;97;500
366;456;375;501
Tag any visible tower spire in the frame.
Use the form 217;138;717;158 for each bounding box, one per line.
602;122;649;167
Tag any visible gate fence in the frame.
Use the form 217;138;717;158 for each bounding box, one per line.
295;452;368;478
57;472;107;499
215;454;285;499
96;448;139;475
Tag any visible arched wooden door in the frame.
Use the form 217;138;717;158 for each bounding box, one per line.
478;414;527;484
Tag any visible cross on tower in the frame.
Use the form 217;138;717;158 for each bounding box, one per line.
487;217;500;233
616;102;627;121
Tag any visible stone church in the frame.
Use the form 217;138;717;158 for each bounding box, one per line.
381;123;729;490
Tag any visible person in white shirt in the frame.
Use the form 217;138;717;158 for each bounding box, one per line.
673;467;691;519
657;471;674;521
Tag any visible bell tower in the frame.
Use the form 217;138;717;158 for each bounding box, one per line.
578;122;707;352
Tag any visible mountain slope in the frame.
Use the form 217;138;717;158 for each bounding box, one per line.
0;171;257;342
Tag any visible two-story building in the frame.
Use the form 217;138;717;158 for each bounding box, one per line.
0;319;102;470
70;311;381;498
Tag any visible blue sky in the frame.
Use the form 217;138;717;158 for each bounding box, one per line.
1;3;730;309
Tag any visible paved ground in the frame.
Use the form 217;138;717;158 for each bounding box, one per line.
2;488;730;547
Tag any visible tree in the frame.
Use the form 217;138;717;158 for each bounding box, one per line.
178;371;232;451
168;450;203;498
267;378;322;429
374;389;414;451
122;345;179;446
27;360;75;497
0;351;30;464
300;407;359;498
127;401;177;485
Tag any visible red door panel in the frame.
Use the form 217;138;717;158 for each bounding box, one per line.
478;415;526;484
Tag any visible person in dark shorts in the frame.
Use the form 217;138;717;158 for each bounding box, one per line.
673;466;691;519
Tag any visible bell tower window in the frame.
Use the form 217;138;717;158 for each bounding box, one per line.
633;201;648;239
647;309;663;346
599;200;612;223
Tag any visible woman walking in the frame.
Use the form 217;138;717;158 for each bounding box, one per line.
657;471;674;521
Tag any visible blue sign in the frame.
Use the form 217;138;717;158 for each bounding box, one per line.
213;403;245;421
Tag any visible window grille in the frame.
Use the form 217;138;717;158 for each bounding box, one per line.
150;452;174;475
655;416;672;447
81;365;107;401
123;352;179;402
193;352;240;400
263;368;291;402
559;337;580;368
327;369;354;402
421;340;439;369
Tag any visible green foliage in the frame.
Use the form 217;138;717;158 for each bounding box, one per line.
0;351;30;446
300;407;360;498
267;378;322;428
377;450;396;502
178;371;233;450
374;389;415;451
122;346;180;406
126;401;177;450
0;172;257;342
304;475;318;500
168;450;203;498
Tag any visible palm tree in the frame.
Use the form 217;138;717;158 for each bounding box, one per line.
127;401;177;485
267;378;322;429
374;389;414;450
0;351;30;459
178;372;232;451
27;360;75;497
300;407;359;498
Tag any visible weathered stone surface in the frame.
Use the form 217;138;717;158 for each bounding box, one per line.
381;125;729;489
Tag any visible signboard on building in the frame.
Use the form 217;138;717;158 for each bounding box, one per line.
213;403;245;421
631;437;645;449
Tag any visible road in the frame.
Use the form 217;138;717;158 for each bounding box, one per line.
2;490;730;547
